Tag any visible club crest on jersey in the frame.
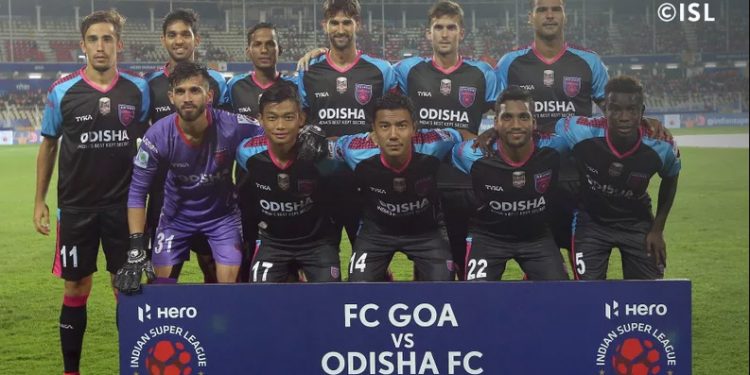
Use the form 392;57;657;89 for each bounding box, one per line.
99;97;111;115
393;177;407;193
543;69;555;87
214;149;228;166
297;179;316;196
609;162;624;177
118;104;136;127
534;170;553;193
336;77;348;94
414;177;433;197
512;171;526;189
626;172;649;190
563;76;582;97
440;79;452;95
458;86;477;108
277;173;290;191
355;84;373;105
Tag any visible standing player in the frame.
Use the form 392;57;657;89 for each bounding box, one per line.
335;93;460;281
297;0;397;248
236;83;341;283
394;0;498;279
118;62;262;290
492;0;607;269
223;22;296;117
453;86;567;280
33;10;149;375
555;76;680;279
143;9;227;283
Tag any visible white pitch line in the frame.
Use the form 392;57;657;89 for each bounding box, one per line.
674;134;749;148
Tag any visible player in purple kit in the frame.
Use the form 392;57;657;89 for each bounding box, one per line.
33;10;149;375
555;76;680;279
115;62;262;292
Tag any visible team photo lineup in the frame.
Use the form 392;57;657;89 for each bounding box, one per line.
27;0;692;373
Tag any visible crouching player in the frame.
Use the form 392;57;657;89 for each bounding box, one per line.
115;62;263;293
453;86;568;281
335;93;461;281
236;82;341;283
555;76;680;280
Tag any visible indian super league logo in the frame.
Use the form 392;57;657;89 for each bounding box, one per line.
458;86;477;108
543;69;555;87
440;79;452;95
277;173;290;191
336;77;348;94
118;104;136;127
99;97;111;115
355;84;373;105
512;171;526;189
609;162;624;177
393;177;407;193
563;76;582;97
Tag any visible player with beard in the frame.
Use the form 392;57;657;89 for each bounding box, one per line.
554;76;680;280
117;62;262;291
34;10;149;375
297;0;397;249
394;0;498;280
453;86;567;280
143;9;227;283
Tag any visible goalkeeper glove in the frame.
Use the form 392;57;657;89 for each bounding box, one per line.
114;233;156;295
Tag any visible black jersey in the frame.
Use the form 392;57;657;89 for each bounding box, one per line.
222;72;297;117
555;116;681;224
334;129;461;236
495;42;608;132
41;68;150;210
453;134;566;241
144;63;227;124
236;136;336;245
395;56;498;134
298;51;396;137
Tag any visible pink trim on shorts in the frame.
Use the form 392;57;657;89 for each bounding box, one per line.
52;217;63;277
463;237;473;280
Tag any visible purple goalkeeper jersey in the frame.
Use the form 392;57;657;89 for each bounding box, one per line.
128;108;262;223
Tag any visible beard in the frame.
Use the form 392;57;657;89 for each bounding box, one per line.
329;34;353;51
176;103;206;122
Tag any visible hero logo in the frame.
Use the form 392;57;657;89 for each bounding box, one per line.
318;108;365;120
419;108;469;123
80;130;129;144
605;300;668;320
137;303;198;323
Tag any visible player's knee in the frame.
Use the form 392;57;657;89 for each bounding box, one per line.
64;276;93;296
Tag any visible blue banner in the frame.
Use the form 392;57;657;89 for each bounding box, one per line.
118;281;691;374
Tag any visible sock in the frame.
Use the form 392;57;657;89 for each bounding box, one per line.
60;295;88;373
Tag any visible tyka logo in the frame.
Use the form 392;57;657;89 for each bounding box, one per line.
138;304;152;322
605;300;668;320
137;304;198;323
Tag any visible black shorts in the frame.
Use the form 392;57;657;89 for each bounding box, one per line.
348;229;454;282
465;232;567;281
439;188;475;274
322;171;362;247
51;207;129;281
547;179;580;250
571;210;663;280
250;238;341;283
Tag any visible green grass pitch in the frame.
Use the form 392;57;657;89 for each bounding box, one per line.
0;132;747;373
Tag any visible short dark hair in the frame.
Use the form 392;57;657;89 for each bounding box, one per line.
495;85;535;114
162;9;199;36
428;1;464;27
258;81;301;114
372;92;418;125
80;10;126;40
168;61;211;89
246;22;277;44
529;0;565;12
323;0;361;21
605;76;644;103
